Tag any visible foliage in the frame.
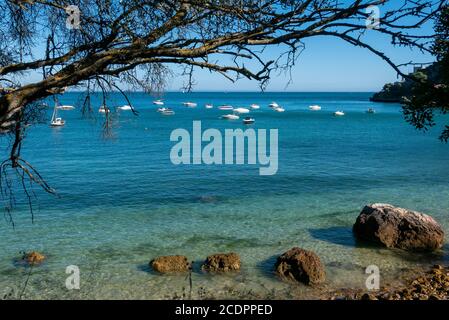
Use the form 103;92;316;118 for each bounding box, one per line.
403;4;449;141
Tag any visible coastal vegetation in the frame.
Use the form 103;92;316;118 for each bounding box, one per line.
403;4;449;141
370;63;440;103
371;4;449;141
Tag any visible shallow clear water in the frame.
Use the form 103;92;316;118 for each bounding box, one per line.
1;92;448;299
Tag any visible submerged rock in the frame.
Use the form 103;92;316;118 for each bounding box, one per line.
275;247;325;285
202;252;241;272
353;203;444;251
150;255;191;273
197;195;220;203
23;251;46;266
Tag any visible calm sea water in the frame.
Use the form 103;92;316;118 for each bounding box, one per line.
1;92;448;299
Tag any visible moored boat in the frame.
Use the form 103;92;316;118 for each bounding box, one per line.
274;107;285;112
117;105;132;111
50;103;65;126
161;108;175;115
183;102;197;107
222;114;239;120
98;106;109;113
218;105;233;110
243;117;255;124
309;105;322;111
57;105;75;110
233;107;250;114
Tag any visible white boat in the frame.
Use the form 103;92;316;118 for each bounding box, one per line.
161;108;175;115
117;105;132;111
50;103;65;127
334;111;345;116
366;108;376;114
98;106;109;113
274;107;285;112
243;117;255;124
250;104;260;110
269;102;280;108
205;104;213;109
51;117;65;126
157;107;168;112
183;102;197;107
309;105;322;111
57;105;75;110
153;100;164;106
233;107;250;114
222;114;239;120
218;105;233;110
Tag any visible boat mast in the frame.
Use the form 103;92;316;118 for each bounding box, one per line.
51;96;59;122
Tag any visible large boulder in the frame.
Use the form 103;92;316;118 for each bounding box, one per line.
353;203;444;251
202;252;241;272
150;255;191;273
275;247;325;285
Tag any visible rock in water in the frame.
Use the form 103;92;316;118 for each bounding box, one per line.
202;253;241;272
275;247;325;285
150;255;191;273
23;251;46;266
353;203;444;251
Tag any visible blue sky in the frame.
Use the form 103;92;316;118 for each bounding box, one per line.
165;6;436;92
167;35;434;92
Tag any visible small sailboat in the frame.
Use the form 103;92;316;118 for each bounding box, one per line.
309;105;322;111
183;102;197;107
269;102;280;108
233;107;250;114
205;104;213;109
243;117;255;124
50;103;65;127
250;104;260;110
334;111;345;116
218;105;233;110
222;114;239;120
153;100;164;106
366;108;376;114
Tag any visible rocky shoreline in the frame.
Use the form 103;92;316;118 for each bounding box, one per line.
15;203;447;300
327;264;449;300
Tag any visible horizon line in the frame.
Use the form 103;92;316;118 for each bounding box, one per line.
64;90;377;93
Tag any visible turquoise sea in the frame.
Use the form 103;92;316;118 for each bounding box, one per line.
0;92;448;299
